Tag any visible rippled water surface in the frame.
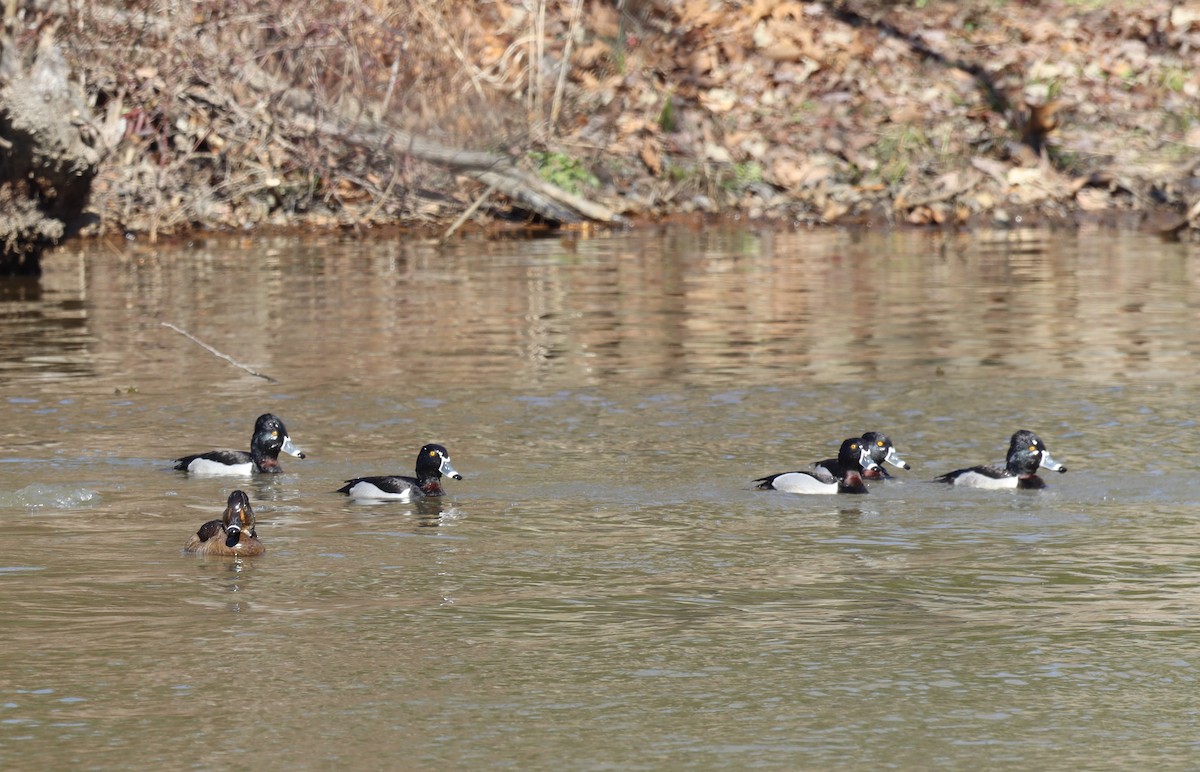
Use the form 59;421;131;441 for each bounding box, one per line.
2;228;1200;769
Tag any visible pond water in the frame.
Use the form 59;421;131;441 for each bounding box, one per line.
1;226;1199;769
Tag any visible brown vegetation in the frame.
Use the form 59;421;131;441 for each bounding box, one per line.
0;18;104;273
3;0;1200;253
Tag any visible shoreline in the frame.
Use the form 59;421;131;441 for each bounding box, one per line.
4;0;1200;264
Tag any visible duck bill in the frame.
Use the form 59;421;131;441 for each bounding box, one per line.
224;525;242;548
1040;450;1067;473
440;457;463;480
858;448;882;474
280;435;306;459
884;447;912;470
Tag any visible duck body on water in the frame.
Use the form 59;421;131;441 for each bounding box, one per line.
932;430;1067;489
338;443;463;501
754;437;882;495
164;414;1069;557
183;490;265;557
174;413;306;475
754;429;1067;495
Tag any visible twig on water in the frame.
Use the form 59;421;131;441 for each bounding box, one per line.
161;322;278;382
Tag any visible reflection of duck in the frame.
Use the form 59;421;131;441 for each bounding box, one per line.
183;490;265;556
812;431;911;482
754;438;880;494
174;413;306;475
932;430;1067;489
338;443;463;501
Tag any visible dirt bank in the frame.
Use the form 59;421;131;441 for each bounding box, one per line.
3;0;1200;252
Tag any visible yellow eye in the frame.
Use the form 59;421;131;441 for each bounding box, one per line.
1029;445;1037;452
429;450;439;457
876;441;884;447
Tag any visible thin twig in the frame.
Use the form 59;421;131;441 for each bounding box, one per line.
534;0;546;140
439;180;499;247
550;0;583;135
381;44;401;115
358;162;400;225
161;322;278;382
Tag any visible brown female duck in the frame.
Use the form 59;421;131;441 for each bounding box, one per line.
183;490;265;556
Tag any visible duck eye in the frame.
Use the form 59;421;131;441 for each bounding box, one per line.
876;441;884;447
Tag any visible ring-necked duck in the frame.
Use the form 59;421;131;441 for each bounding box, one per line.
812;431;912;482
183;490;265;556
754;437;881;494
932;429;1067;489
174;413;306;475
338;443;463;501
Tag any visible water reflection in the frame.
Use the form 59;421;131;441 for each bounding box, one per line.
342;497;466;529
0;228;1189;395
184;555;259;611
0;264;90;382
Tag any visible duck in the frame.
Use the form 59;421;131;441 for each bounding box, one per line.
932;429;1067;489
183;490;265;556
174;413;306;475
754;437;881;494
338;443;463;501
812;431;912;482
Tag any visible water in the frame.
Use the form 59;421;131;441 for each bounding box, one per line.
1;228;1199;769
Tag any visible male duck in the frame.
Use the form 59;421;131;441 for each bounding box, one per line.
932;429;1067;489
338;443;463;501
174;413;306;475
183;490;265;556
754;437;881;494
812;431;912;482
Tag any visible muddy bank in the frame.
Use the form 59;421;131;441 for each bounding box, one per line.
2;0;1199;265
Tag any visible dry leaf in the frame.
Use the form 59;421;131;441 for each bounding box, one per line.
752;20;775;49
1076;188;1110;211
680;0;723;27
760;42;804;61
770;156;805;187
906;206;933;225
641;138;663;175
704;142;732;163
617;115;650;137
798;160;835;188
1171;4;1200;27
822;200;849;222
700;88;737;113
575;40;611;69
1007;167;1044;186
589;2;620;38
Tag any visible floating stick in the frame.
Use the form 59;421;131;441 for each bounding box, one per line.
161;322;277;382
